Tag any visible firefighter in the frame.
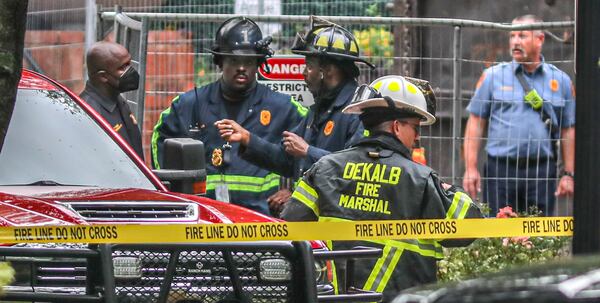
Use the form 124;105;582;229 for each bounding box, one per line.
216;18;375;214
151;17;305;215
281;75;482;301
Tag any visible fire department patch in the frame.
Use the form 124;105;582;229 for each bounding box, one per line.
211;148;223;167
550;79;559;92
324;120;335;136
260;110;271;126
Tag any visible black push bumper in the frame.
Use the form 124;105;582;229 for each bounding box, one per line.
0;242;382;302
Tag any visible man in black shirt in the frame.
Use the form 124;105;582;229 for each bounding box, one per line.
80;41;143;159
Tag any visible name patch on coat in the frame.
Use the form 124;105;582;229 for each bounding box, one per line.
337;162;402;215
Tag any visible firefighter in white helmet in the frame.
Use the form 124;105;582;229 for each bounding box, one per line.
282;75;482;301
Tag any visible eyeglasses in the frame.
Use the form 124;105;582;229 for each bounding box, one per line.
351;84;382;104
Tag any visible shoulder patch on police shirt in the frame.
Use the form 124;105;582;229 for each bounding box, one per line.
550;79;559;92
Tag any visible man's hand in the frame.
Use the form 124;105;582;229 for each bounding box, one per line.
282;131;309;157
215;119;250;146
268;188;292;215
555;175;574;197
463;168;481;199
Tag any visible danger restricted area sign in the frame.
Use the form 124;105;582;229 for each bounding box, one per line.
258;56;314;106
2;217;574;244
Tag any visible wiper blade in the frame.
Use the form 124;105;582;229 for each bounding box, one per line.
28;180;63;186
23;180;92;186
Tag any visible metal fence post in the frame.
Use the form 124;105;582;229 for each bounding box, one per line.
137;16;148;132
114;5;122;42
84;0;96;82
452;26;462;185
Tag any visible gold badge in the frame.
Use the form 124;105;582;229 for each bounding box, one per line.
550;79;559;92
260;110;271;126
324;120;335;136
113;123;123;132
211;148;223;167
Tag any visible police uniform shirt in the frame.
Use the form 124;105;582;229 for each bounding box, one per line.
467;59;575;158
80;81;144;159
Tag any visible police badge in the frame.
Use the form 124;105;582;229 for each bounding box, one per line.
211;148;223;167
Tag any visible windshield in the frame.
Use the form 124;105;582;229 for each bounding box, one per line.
0;88;155;190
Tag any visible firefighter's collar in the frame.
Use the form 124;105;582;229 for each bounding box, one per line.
356;132;412;159
208;80;261;106
332;80;359;110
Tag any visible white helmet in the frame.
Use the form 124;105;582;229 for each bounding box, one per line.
343;75;436;125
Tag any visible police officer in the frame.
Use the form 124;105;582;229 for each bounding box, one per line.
152;17;305;215
463;14;575;215
281;75;482;301
216;19;374;213
81;41;143;159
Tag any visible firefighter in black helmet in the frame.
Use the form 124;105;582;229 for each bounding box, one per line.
152;17;306;216
216;18;375;215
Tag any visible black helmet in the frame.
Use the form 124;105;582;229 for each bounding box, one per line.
209;17;273;58
291;22;374;69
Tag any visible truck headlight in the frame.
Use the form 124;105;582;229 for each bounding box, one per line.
314;260;327;283
259;258;291;281
113;256;141;279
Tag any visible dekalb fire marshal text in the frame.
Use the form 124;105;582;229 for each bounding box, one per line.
338;162;403;214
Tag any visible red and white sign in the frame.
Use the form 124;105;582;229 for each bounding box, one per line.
258;56;314;105
259;57;306;81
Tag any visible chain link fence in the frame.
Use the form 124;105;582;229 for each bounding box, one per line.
25;1;575;217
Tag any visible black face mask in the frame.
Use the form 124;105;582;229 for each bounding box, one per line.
117;66;140;92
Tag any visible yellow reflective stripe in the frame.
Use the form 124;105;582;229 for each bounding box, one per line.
381;239;443;259
289;96;308;117
298;180;318;198
326;240;339;295
318;216;443;258
318;216;351;223
446;192;471;219
457;194;473;219
151;96;179;169
206;173;280;193
207;173;280;185
363;244;391;291
376;248;402;292
292;180;319;216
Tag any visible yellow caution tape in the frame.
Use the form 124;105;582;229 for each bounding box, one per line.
2;217;573;244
